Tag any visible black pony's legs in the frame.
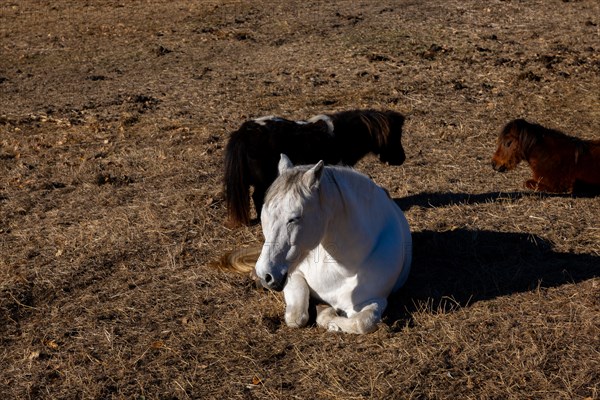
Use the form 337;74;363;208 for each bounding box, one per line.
252;185;267;221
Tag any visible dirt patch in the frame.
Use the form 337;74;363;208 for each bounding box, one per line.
1;1;599;399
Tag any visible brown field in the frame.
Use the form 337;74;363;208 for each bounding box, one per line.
1;1;599;399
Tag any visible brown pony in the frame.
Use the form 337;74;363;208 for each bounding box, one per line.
224;109;406;226
491;119;600;194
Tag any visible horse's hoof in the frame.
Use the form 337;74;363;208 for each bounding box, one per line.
316;306;338;328
525;179;545;192
327;322;342;332
285;312;308;328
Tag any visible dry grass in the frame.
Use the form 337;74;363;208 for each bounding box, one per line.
1;0;599;399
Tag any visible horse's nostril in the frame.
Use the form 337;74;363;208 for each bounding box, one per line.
265;274;273;284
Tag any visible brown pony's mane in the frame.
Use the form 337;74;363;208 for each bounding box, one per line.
510;119;537;161
510;119;587;161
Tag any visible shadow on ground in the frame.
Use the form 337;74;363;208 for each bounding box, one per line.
393;190;597;211
386;229;600;327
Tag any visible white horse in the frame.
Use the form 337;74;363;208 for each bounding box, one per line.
254;154;412;334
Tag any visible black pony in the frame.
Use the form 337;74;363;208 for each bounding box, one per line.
224;109;407;226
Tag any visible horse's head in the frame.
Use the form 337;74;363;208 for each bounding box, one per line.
373;111;406;166
255;155;327;291
491;119;527;172
378;132;406;165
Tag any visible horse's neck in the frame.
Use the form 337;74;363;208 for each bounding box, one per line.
520;131;538;161
527;133;577;164
319;170;385;266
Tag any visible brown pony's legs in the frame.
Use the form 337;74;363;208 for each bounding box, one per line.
525;179;544;191
525;178;570;193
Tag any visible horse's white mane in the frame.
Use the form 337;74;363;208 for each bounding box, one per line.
264;164;377;207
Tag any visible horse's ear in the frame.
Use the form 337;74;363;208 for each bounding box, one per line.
278;154;294;174
303;160;324;189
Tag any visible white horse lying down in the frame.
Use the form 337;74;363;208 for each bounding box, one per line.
255;154;412;334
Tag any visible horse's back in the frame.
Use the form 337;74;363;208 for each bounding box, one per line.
228;118;338;182
371;201;412;294
345;175;412;296
391;206;412;292
300;168;412;310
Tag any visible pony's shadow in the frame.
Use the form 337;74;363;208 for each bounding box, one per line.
385;229;600;328
393;190;597;211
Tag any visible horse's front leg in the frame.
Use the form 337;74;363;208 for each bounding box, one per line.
283;273;310;328
525;178;565;193
316;299;387;334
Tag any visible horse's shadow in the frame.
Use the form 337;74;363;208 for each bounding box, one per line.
385;229;600;328
393;190;600;211
394;191;528;211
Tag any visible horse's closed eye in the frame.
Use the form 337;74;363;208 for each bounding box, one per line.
504;140;513;147
287;216;301;224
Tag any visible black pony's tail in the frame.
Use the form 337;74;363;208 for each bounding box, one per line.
224;132;251;226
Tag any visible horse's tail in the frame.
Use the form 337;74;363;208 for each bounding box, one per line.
224;131;251;226
215;245;262;274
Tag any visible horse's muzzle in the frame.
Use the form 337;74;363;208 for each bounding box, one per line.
263;271;288;292
380;152;406;166
491;161;507;172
